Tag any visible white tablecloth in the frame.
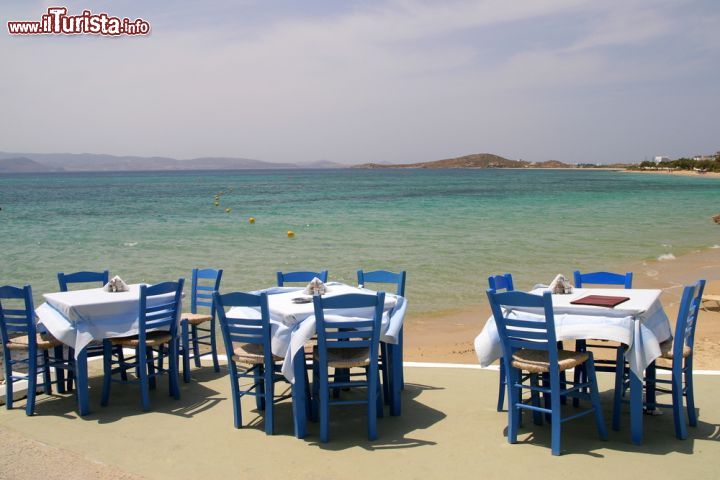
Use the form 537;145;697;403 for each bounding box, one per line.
227;282;407;383
474;288;672;377
35;284;181;357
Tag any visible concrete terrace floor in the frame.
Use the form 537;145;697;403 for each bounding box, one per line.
1;363;719;479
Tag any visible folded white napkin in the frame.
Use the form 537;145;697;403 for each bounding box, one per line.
303;277;327;296
103;275;129;293
548;274;573;295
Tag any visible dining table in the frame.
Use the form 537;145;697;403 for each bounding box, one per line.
230;282;408;438
474;287;672;445
34;284;181;416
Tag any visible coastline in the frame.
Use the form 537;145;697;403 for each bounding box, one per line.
624;169;720;179
405;246;720;369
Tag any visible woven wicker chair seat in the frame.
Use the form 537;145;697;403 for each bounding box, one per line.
511;349;589;373
181;312;212;326
110;331;173;348
659;340;692;359
5;333;62;351
313;346;370;368
232;343;282;365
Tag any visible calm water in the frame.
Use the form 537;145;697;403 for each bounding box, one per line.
1;169;719;314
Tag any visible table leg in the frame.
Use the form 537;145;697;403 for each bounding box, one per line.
646;361;656;412
389;342;402;416
630;369;643;444
291;349;307;438
76;348;90;416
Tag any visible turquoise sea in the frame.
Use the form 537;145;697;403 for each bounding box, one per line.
1;169;719;314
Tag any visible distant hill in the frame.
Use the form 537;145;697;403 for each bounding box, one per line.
354;153;574;169
0;152;349;172
0;157;64;173
533;160;572;168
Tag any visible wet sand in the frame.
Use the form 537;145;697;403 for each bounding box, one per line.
405;247;720;369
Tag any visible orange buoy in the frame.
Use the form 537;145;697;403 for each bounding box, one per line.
287;230;295;238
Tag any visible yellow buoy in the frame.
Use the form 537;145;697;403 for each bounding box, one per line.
225;208;231;213
249;217;256;224
214;201;219;207
287;230;295;238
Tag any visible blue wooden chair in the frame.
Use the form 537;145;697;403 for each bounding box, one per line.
214;290;296;434
101;280;184;411
573;270;633;405
613;280;705;439
487;289;607;455
487;273;514;412
312;292;385;442
573;271;633;289
57;270;125;389
180;268;223;383
357;269;406;399
58;270;110;291
0;285;69;415
276;270;328;286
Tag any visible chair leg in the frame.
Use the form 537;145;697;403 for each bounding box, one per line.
333;368;350;399
181;320;191;383
146;347;157;390
380;343;390;405
572;340;586;408
101;340;112;407
264;364;275;435
542;373;551;424
66;347;75;391
612;346;626;431
530;373;543;426
586;356;608;440
497;362;506;412
191;325;202;368
156;345;165;372
138;347;151;411
168;341;180;400
685;358;697;427
3;350;13;410
311;361;320;422
319;364;330;443
376;374;384;418
367;367;378;441
550;375;562;456
672;366;688;440
254;366;265;411
228;362;242;428
53;346;66;394
303;363;312;421
399;327;405;390
117;347;128;381
210;320;220;373
42;350;52;395
25;353;37;416
507;365;520;444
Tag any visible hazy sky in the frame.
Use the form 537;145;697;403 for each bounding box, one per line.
1;0;719;164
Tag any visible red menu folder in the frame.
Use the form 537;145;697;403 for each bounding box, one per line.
570;295;630;308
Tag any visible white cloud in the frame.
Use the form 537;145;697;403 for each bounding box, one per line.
0;0;718;164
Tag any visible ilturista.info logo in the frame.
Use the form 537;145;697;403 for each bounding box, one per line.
7;7;150;36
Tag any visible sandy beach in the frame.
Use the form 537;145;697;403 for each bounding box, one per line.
405;246;720;369
624;169;720;179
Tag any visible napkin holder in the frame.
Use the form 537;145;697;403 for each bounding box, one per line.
548;274;573;295
303;277;327;296
103;275;129;293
